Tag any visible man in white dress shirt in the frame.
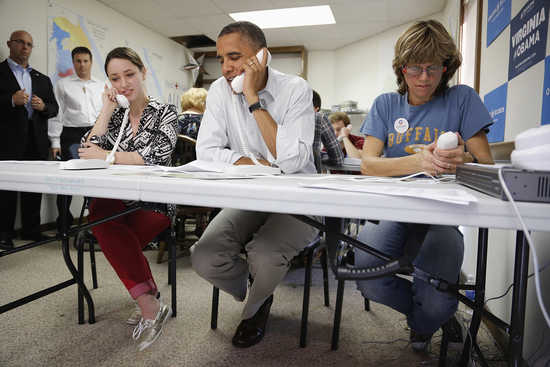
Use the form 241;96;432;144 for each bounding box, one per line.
191;21;318;348
48;46;103;228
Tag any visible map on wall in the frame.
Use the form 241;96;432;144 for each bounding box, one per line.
47;2;107;85
47;1;186;107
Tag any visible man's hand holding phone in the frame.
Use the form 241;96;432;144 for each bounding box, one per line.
242;48;269;104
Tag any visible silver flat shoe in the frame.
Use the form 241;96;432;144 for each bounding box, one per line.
126;303;141;326
127;292;160;326
132;301;172;351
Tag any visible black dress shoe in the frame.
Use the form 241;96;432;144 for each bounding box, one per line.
20;232;53;242
0;233;14;250
232;294;274;348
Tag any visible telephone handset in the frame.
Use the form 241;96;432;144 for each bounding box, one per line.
337;124;353;142
59;91;130;170
105;94;130;164
231;48;272;94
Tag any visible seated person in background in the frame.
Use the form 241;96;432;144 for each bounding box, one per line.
178;87;207;139
191;21;318;348
79;47;178;351
312;90;343;171
329;111;364;158
355;20;493;353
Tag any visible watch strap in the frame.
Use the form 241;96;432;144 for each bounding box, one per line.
248;101;263;113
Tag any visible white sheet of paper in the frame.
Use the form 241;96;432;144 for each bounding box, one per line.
300;182;478;205
155;160;232;173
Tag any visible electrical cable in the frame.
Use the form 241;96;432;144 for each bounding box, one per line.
483;261;550;306
498;167;550;328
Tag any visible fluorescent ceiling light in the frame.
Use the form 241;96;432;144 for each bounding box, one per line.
229;5;336;29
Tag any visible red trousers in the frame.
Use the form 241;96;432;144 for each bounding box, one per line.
89;198;170;299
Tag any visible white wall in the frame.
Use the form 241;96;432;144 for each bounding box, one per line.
0;0;192;226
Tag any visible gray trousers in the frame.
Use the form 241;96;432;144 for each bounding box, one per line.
190;208;319;320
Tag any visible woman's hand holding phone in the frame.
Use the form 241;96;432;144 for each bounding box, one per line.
102;84;119;112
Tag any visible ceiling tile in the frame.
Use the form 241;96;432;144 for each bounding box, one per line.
157;0;222;16
211;0;276;13
151;17;201;37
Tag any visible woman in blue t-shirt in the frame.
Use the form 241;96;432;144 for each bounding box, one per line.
355;20;494;353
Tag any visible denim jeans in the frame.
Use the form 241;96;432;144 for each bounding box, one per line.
68;143;80;159
355;221;464;335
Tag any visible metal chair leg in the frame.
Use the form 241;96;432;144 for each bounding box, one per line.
320;247;330;307
168;234;177;317
439;326;449;367
300;247;314;348
89;235;98;289
211;286;219;329
77;233;84;323
331;279;345;350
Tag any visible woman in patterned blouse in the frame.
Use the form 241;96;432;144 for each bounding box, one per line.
78;47;177;351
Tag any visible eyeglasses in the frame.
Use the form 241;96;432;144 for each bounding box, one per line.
9;39;33;48
402;65;446;77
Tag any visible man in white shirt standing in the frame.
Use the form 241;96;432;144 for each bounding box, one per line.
49;46;103;228
191;21;318;348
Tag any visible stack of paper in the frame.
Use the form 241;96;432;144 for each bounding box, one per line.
154;160;280;178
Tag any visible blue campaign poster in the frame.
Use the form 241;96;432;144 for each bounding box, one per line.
541;56;550;125
487;0;511;46
508;0;550;80
484;83;508;142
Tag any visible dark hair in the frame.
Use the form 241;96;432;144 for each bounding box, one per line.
104;47;145;75
71;46;92;61
312;90;322;110
392;19;462;96
218;21;267;50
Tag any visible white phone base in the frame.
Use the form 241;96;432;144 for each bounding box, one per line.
511;144;550;171
59;159;110;170
437;132;458;149
224;164;281;176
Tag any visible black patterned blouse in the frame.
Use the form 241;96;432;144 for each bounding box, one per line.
84;97;178;166
83;97;178;216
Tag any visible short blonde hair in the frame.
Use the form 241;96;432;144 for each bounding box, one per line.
180;87;207;112
392;20;462;96
329;112;350;126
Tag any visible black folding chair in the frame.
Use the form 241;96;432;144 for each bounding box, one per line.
210;235;330;348
75;198;179;317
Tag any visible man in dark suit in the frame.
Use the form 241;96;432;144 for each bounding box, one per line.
0;30;59;249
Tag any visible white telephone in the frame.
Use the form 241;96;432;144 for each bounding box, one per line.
511;124;550;171
59;94;130;170
436;131;458;149
231;48;272;94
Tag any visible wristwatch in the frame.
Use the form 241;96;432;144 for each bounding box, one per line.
248;99;267;113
